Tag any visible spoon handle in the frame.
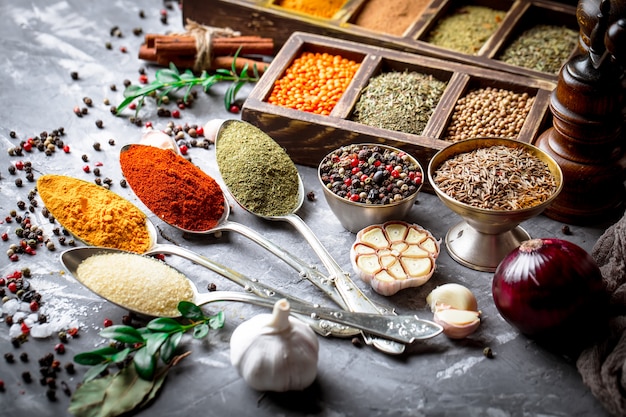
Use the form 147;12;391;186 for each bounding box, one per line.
148;243;358;338
194;290;442;344
215;220;347;309
281;214;406;354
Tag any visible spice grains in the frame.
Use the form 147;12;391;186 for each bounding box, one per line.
216;121;300;217
37;175;152;253
352;71;447;135
433;145;557;210
76;252;194;317
425;5;505;54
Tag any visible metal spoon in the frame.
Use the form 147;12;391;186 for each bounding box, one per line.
119;144;348;313
60;246;443;344
215;120;406;354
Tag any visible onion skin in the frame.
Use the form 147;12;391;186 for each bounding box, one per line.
492;238;608;342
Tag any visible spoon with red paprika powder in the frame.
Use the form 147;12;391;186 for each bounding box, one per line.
214;120;406;355
119;143;355;316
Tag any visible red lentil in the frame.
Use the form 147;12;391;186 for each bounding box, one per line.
267;51;360;116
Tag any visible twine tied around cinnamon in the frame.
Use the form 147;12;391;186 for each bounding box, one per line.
184;19;241;72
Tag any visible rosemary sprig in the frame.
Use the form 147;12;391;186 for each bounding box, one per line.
115;48;261;117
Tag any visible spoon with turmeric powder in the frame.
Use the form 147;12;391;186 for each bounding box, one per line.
214;120;406;355
37;174;355;338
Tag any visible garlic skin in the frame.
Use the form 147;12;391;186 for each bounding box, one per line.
230;299;319;392
426;283;480;339
426;283;478;312
139;129;179;154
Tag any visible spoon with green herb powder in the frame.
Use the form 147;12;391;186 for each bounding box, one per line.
120;143;358;326
215;120;406;354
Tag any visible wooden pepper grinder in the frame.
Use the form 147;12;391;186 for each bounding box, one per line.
535;0;626;224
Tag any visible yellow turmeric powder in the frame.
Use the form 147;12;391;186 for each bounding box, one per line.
37;174;152;253
275;0;347;19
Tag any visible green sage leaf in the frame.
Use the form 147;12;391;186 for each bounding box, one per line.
209;311;225;329
82;362;111;383
110;347;132;364
147;317;184;333
178;301;204;320
193;323;209;339
160;331;183;364
155;68;181;83
145;332;170;357
73;346;118;366
133;346;156;380
99;325;145;345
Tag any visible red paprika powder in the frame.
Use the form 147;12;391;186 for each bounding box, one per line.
120;144;225;231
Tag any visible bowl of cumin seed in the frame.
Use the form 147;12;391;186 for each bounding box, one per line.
427;137;562;272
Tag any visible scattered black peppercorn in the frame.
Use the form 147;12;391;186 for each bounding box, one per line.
4;353;15;363
64;362;75;375
351;337;363;347
70;71;79;80
207;282;217;292
46;388;57;401
93;142;101;151
22;371;32;383
561;225;572;235
306;191;316;201
19;352;28;362
95;120;104;129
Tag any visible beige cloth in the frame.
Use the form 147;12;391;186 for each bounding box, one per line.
577;210;626;416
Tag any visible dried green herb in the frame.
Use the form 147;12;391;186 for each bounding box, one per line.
498;24;578;74
351;71;447;135
69;302;225;417
216;121;300;217
425;5;505;54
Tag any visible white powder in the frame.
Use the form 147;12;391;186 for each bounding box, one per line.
75;252;194;317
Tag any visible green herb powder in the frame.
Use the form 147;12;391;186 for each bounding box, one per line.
425;5;505;54
498;24;578;74
216;121;300;217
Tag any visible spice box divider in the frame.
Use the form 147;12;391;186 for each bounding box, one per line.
183;0;578;81
241;32;557;192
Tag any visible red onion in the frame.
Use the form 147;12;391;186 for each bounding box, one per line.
492;238;607;340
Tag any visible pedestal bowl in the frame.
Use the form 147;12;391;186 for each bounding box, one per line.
427;138;563;272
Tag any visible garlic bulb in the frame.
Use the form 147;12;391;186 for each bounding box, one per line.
426;283;481;339
230;299;319;392
350;221;440;296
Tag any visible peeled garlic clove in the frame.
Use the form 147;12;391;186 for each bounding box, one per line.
359;225;390;249
426;283;478;312
433;308;481;339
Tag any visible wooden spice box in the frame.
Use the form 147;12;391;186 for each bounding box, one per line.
182;0;579;81
240;32;557;191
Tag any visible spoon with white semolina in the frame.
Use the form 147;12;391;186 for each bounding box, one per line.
60;246;443;344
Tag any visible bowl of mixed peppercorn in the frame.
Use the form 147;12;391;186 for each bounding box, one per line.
318;143;424;233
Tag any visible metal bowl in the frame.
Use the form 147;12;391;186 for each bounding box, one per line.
427;137;563;272
318;143;423;233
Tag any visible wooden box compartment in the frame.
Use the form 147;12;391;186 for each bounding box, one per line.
182;0;579;81
241;32;557;190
